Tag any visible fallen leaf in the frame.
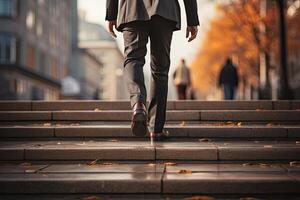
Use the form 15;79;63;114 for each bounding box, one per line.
20;162;31;167
199;138;212;142
183;195;215;200
259;163;270;167
266;123;273;127
290;161;300;167
237;122;242;127
240;197;260;200
108;139;118;142
180;121;186;127
164;162;177;166
94;108;101;111
43;123;51;127
25;169;36;173
82;196;102;200
242;163;254;166
87;159;99;166
101;162;115;166
226;121;237;126
263;145;273;148
70;123;80;126
178;169;193;174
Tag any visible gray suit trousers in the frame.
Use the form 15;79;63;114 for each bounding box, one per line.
123;16;174;133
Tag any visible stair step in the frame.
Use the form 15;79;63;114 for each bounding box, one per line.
0;163;299;194
1;140;299;161
0;125;299;138
1;100;300;111
0;110;299;122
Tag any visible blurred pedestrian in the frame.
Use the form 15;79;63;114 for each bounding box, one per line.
173;59;191;100
218;58;239;100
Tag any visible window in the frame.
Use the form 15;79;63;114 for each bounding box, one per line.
26;10;35;30
0;33;16;64
26;45;36;69
16;79;29;96
50;59;59;79
0;0;17;17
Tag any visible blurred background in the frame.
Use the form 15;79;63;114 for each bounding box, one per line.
0;0;299;101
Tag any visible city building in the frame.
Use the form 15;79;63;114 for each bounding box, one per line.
0;0;74;100
78;19;127;100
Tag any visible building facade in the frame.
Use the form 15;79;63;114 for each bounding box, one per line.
0;0;74;100
78;20;127;100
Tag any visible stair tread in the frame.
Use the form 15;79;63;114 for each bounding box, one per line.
0;163;299;194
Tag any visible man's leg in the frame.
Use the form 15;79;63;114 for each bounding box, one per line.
123;25;149;108
223;84;230;100
148;16;174;133
123;23;149;136
182;84;188;100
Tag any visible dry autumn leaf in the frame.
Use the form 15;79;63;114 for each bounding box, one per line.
94;108;101;111
25;169;36;173
82;196;102;200
101;162;115;166
178;169;193;174
242;163;254;167
263;145;273;148
87;159;99;166
43;123;51;126
108;139;119;142
240;197;260;200
20;162;31;167
180;121;186;127
290;161;300;167
183;195;215;200
199;138;212;142
70;123;80;126
237;122;242;126
164;162;177;166
259;163;270;167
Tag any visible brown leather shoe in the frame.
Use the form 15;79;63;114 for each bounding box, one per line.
131;102;147;136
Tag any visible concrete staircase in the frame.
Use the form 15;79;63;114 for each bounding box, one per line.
0;100;300;200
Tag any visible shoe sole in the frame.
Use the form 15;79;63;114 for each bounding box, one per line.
131;111;147;137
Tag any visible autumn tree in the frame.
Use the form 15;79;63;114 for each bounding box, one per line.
191;0;284;99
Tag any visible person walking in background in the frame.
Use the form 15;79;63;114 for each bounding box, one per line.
218;58;239;100
173;58;191;100
106;0;199;141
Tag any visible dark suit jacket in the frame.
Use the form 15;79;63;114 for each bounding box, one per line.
106;0;199;31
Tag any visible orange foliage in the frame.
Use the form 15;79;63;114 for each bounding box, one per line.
191;0;282;99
